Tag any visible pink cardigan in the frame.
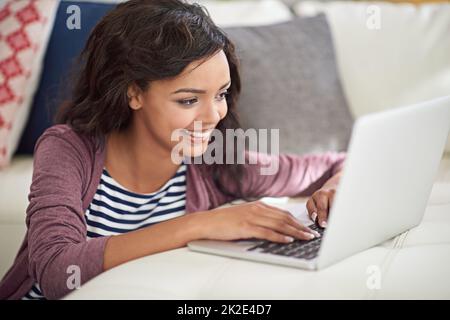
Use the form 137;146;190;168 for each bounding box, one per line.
0;124;346;299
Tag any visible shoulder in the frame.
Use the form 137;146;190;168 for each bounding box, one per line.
34;124;100;159
33;124;103;183
30;125;104;200
36;124;90;146
39;124;75;137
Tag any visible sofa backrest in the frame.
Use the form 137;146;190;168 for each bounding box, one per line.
294;0;450;153
15;0;353;156
226;15;353;154
16;1;115;154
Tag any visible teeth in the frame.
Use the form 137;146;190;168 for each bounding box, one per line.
183;129;213;139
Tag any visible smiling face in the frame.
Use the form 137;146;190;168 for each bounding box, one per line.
127;49;230;159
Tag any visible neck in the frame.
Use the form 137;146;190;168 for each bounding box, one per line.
105;122;180;194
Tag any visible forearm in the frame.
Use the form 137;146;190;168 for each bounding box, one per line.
103;212;204;271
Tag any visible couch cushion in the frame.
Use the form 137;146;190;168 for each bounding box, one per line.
0;0;58;167
293;0;450;153
14;0;293;155
15;1;115;154
196;0;292;27
16;1;348;156
224;15;354;154
63;202;450;299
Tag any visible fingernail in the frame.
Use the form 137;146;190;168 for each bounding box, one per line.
285;236;294;242
311;212;317;222
307;233;315;239
307;228;320;237
320;220;328;228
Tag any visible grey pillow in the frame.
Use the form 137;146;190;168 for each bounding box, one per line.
224;14;353;154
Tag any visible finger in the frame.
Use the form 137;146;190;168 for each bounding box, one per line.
258;202;318;236
249;225;304;244
252;215;316;241
260;209;319;237
315;192;330;228
306;198;318;224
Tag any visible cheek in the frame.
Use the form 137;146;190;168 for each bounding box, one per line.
164;107;198;145
169;108;197;130
140;102;186;142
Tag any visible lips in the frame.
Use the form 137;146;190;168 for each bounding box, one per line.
181;129;214;142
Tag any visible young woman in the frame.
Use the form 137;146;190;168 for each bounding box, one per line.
0;0;346;300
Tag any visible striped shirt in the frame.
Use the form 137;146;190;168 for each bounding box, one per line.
22;163;187;300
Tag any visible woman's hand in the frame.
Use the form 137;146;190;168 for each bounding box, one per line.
193;200;321;244
306;187;336;228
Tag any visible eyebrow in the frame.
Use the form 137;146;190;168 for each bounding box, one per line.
170;80;231;95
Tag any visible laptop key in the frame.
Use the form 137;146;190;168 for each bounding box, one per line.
246;224;325;259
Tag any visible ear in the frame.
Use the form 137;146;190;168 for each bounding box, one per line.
127;83;144;110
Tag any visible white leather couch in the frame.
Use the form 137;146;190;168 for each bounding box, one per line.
1;0;449;299
64;172;450;300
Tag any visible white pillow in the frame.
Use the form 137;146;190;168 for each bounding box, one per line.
0;0;59;168
294;1;450;153
193;0;292;27
69;0;293;27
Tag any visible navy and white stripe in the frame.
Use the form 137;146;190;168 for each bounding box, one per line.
23;163;187;300
22;283;45;301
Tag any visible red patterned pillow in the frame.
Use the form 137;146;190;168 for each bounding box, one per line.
0;0;58;168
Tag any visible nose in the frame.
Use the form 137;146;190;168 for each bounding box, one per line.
198;100;224;125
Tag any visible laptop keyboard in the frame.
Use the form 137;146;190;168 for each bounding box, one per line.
246;224;325;260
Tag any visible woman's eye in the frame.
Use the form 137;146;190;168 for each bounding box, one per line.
176;90;229;106
178;98;198;106
218;90;229;100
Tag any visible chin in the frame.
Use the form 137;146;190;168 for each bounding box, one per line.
170;129;213;162
184;141;209;158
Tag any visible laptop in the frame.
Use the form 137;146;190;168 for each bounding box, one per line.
187;95;450;270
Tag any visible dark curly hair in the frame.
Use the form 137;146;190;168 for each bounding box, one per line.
56;0;249;201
